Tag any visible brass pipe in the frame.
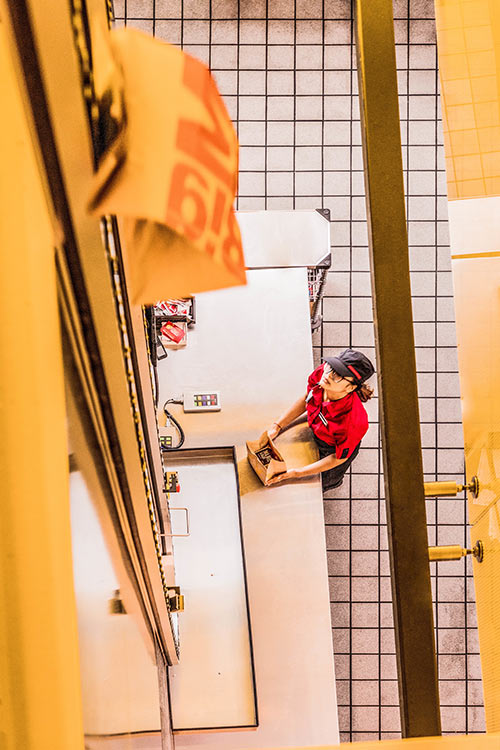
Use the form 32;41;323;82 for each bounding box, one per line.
429;541;483;563
424;481;462;496
424;476;479;498
429;545;469;561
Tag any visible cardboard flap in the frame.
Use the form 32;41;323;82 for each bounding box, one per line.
246;432;287;485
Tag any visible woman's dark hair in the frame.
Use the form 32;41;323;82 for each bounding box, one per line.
357;383;374;402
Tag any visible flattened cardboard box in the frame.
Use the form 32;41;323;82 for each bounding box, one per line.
246;432;287;486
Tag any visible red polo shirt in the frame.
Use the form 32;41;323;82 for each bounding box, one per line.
306;365;369;459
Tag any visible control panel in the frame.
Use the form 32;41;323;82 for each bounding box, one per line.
183;390;221;412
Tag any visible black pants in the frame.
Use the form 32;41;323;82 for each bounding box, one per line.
314;438;361;491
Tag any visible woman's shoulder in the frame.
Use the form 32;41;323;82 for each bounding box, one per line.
308;364;324;388
353;392;369;422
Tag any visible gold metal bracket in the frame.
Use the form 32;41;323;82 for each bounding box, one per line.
424;476;479;498
167;587;184;612
468;475;480;498
428;540;483;562
109;589;127;614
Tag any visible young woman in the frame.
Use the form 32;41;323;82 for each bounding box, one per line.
267;349;375;490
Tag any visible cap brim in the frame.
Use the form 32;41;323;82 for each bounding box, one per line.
323;356;358;382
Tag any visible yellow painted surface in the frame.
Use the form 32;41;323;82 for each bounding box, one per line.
450;251;500;731
435;0;500;199
451;256;500;527
472;506;500;730
450;250;500;259
0;17;84;750
436;0;500;731
283;732;500;748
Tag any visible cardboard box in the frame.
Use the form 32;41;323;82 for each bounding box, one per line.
246;432;287;486
160;320;187;348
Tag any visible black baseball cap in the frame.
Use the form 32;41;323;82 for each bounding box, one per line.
323;349;375;386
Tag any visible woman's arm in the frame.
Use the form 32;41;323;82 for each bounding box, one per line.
267;394;307;439
266;452;348;485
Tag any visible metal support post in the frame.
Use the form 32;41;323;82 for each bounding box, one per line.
354;0;441;737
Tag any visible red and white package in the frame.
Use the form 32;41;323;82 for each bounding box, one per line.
160;321;186;344
175;300;190;316
156;300;177;314
156;298;191;316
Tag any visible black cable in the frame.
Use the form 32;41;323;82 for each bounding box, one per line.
161;399;185;450
153;364;160;409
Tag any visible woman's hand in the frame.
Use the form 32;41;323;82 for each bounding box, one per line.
266;469;300;485
267;422;282;440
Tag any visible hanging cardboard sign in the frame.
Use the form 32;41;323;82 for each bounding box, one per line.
88;28;246;303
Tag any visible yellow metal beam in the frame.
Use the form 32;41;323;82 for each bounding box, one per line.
0;15;84;750
354;0;441;738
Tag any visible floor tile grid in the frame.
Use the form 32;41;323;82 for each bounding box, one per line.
113;0;485;740
320;4;484;739
324;5;389;739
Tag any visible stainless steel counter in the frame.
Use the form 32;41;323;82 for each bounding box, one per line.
159;269;317;449
236;209;330;268
159;268;339;749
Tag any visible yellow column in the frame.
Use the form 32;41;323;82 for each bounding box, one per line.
0;19;84;750
435;0;500;732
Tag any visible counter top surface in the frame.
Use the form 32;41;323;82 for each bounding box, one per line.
159;268;339;749
159;268;315;450
236;209;330;267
